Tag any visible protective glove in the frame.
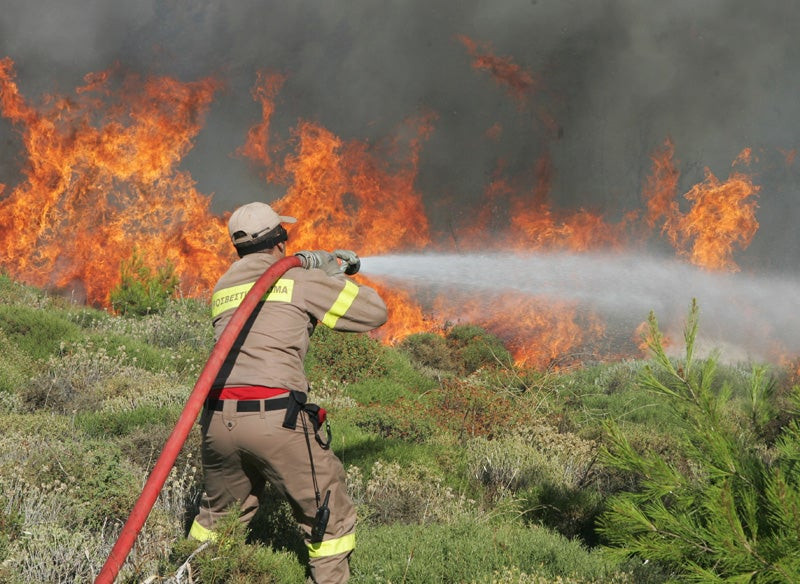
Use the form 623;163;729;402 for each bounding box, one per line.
333;249;361;275
294;250;341;276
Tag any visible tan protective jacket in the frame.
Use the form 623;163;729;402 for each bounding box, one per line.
210;252;388;392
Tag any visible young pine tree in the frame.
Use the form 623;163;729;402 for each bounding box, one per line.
110;249;179;316
597;299;800;583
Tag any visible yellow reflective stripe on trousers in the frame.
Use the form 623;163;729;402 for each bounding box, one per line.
321;280;359;328
211;278;294;318
188;519;218;542
306;532;356;558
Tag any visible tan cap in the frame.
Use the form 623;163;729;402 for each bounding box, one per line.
228;202;297;247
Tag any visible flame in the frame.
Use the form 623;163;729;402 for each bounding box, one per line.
240;71;434;255
0;58;230;305
669;163;759;272
458;35;537;106
366;279;433;344
642;137;680;231
458;35;561;138
238;71;288;183
642;140;759;271
278;114;435;255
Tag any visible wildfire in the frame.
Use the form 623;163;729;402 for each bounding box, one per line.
0;42;775;369
0;58;231;305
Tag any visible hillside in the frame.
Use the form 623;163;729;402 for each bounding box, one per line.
1;273;798;583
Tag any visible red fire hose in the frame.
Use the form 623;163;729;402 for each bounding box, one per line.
94;255;302;584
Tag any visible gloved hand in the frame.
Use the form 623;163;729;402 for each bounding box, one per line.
294;250;341;276
333;250;361;275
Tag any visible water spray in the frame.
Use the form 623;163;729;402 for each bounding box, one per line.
362;251;800;362
94;255;302;584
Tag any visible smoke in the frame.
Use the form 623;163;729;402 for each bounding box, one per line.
2;0;800;270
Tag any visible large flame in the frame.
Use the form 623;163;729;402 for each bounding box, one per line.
643;140;760;271
0;43;770;369
0;58;231;305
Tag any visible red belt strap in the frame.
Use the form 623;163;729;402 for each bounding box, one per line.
208;386;289;400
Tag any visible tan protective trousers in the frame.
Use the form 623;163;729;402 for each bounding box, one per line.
190;398;356;584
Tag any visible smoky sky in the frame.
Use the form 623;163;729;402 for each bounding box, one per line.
2;0;799;273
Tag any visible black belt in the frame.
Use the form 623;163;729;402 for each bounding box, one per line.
205;396;290;412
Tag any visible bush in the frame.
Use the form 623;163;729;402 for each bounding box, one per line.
110;249;179;316
350;519;633;583
445;324;514;374
0;329;34;396
34;439;142;528
399;332;456;371
465;426;603;540
307;326;389;384
22;340;181;413
347;460;475;525
96;297;214;353
2;524;108;584
0;304;81;361
75;404;180;437
347;399;437;443
167;510;306;584
433;378;526;439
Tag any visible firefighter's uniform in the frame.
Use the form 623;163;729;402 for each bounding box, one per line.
190;249;387;583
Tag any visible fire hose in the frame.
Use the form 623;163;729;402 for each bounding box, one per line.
94;255;302;584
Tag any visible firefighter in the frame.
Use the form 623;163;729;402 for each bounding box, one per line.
189;201;388;583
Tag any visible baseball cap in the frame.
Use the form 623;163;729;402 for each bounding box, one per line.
228;202;297;247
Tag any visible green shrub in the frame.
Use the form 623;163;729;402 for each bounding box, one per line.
399;332;456;371
344;348;437;405
307;326;389;384
0;304;81;361
445;324;514;374
2;524;107;584
97;297;214;352
465;425;603;540
433;378;526;438
346;376;425;406
347;460;476;525
0;329;34;396
0;272;52;309
171;510;306;584
598;300;800;582
350;519;632;583
347;399;437;443
23;438;142;528
110;249;179;316
75;404;180;437
22;340;177;413
0;490;22;563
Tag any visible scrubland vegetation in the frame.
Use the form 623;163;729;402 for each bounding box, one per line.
1;273;798;583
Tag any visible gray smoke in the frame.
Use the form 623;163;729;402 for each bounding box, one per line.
2;0;800;273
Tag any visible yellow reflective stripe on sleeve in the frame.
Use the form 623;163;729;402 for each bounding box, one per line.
211;279;294;318
188;519;218;542
306;532;356;558
321;280;359;328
